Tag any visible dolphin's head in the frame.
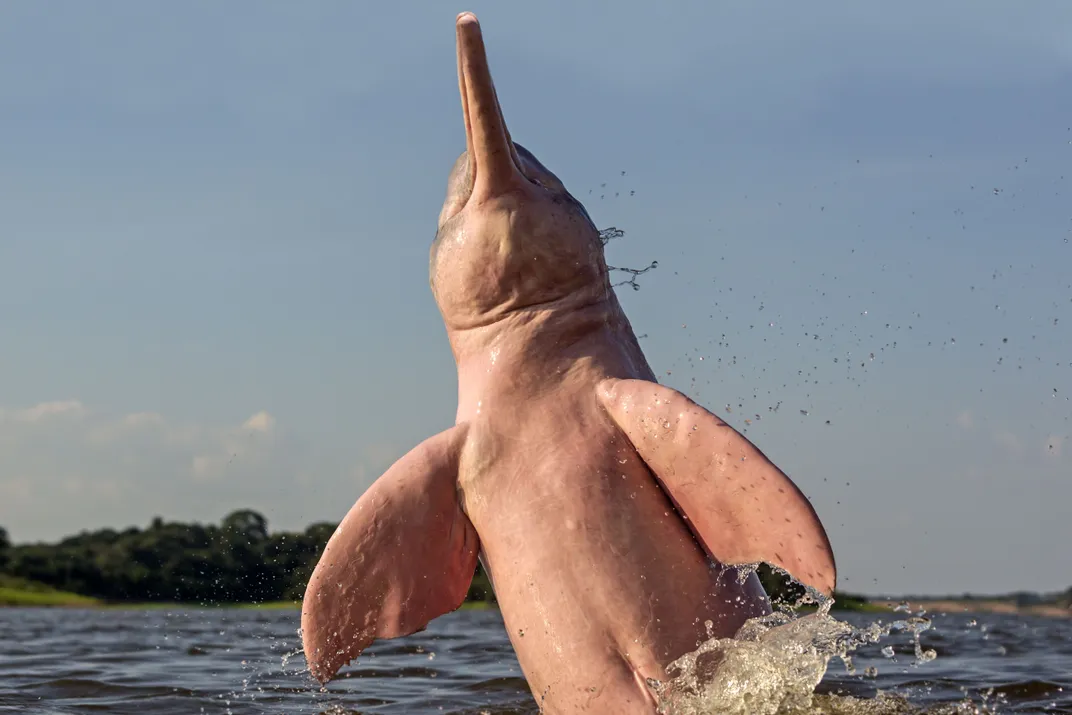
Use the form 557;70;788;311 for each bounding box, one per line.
431;13;608;331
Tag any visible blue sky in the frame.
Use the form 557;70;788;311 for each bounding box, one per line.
0;1;1069;596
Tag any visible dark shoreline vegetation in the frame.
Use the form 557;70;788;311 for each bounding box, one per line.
0;511;815;609
1;513;1066;614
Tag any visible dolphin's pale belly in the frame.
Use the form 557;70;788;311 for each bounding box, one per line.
456;393;769;713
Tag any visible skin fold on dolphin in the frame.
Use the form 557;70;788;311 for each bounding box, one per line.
301;12;836;714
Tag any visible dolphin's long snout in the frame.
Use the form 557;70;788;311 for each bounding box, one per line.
456;13;524;198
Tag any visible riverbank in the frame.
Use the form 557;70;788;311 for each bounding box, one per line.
0;586;877;615
873;598;1071;619
0;577;499;610
4;575;1067;619
0;575;101;607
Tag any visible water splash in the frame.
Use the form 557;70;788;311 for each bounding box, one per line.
647;580;945;715
599;225;659;290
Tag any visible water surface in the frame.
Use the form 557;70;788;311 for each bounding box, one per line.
0;607;1068;713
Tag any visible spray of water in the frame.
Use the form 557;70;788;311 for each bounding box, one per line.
599;225;659;290
647;570;950;715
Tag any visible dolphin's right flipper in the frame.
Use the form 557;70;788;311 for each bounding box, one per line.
301;423;479;683
597;379;836;596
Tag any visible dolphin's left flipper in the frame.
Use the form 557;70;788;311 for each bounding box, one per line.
301;423;480;683
597;379;836;596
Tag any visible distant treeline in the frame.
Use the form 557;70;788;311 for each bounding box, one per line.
883;591;1072;608
0;511;812;606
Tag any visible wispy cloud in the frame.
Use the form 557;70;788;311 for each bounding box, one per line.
0;395;416;543
192;410;278;481
1;400;87;423
0;400;298;541
243;410;275;433
992;429;1025;455
955;409;975;430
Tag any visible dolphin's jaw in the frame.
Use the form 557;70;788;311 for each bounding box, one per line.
430;180;611;340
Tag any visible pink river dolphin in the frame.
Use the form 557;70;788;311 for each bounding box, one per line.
301;12;836;713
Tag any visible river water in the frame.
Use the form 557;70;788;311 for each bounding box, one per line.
0;607;1068;714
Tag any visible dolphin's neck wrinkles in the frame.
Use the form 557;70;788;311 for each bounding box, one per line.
446;288;653;424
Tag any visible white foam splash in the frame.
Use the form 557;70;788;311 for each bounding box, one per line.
648;588;945;715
